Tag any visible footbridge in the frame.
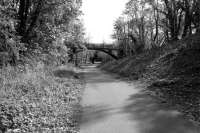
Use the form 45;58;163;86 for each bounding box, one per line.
77;43;119;60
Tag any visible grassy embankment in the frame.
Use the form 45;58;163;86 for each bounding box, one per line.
0;63;85;133
101;33;200;124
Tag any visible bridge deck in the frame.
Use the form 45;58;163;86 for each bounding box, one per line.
85;43;119;50
77;43;119;60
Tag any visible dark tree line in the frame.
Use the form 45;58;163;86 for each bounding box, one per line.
112;0;200;57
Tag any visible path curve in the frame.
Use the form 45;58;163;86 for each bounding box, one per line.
80;65;200;133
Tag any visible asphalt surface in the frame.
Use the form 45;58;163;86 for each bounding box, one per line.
80;65;200;133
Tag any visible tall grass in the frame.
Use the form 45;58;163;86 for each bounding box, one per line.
0;62;83;133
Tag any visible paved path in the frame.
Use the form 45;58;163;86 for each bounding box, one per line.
80;65;200;133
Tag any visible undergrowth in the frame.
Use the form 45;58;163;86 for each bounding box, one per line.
101;33;200;125
0;63;84;133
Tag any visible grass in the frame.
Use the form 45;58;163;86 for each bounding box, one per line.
0;62;84;133
101;49;161;79
100;33;200;125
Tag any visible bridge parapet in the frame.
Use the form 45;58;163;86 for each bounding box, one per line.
84;43;119;50
75;43;119;60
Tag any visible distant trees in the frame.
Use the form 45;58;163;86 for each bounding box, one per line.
0;0;84;65
160;0;200;39
113;0;200;57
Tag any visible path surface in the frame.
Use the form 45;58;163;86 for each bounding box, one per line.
80;65;200;133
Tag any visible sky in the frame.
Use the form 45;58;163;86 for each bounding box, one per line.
81;0;128;43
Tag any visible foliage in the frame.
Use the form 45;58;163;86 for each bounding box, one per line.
112;0;200;58
101;33;200;125
101;48;161;78
0;63;84;133
0;0;85;66
0;2;85;131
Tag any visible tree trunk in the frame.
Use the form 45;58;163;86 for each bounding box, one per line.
182;1;192;37
23;0;43;42
18;0;26;35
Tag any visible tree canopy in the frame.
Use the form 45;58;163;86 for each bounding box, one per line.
0;0;85;65
112;0;200;56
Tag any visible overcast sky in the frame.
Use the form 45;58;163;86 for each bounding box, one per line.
81;0;128;43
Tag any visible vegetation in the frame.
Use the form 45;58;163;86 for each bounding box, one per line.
101;0;200;125
1;0;200;131
0;0;85;132
0;0;84;66
112;0;200;57
0;64;84;132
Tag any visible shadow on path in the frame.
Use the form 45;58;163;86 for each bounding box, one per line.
122;91;200;133
80;105;114;126
80;64;200;133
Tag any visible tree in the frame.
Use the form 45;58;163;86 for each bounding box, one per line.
112;0;200;59
0;0;84;65
113;0;162;56
158;0;200;39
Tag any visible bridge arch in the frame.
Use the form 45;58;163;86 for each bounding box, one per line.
76;47;119;60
